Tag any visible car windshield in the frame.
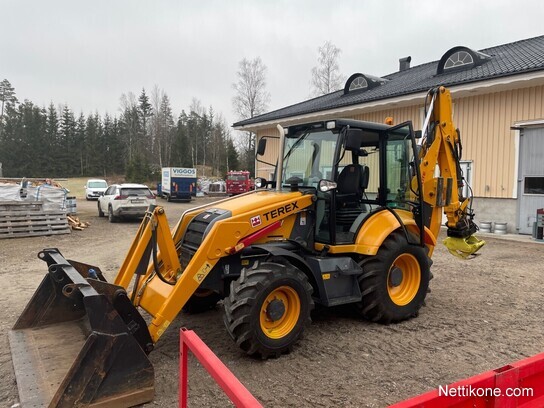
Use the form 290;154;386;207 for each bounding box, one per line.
89;181;107;188
121;188;151;197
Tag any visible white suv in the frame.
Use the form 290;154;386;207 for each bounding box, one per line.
85;179;108;200
98;183;156;222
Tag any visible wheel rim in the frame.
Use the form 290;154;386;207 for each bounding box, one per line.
260;286;300;339
387;253;421;306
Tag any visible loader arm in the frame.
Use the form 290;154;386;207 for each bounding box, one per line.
418;86;485;258
114;192;314;344
112;205;222;343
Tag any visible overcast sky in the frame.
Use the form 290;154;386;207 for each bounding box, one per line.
2;0;544;129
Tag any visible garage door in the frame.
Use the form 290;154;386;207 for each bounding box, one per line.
517;127;544;234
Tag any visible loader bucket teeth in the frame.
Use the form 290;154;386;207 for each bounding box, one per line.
443;235;486;259
9;248;154;408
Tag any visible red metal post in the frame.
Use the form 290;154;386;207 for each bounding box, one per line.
179;338;188;408
179;328;262;408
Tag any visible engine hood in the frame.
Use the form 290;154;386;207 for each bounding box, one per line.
213;190;312;217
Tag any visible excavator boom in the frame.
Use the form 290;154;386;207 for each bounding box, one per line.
418;86;485;258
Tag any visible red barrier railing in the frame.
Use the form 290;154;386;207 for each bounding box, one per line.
390;352;544;407
179;328;263;408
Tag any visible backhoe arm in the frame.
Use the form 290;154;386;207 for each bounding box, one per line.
418;86;485;258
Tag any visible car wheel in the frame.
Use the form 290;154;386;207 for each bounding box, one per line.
108;206;117;223
98;202;104;217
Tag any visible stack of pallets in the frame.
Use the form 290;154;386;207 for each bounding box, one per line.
0;201;71;239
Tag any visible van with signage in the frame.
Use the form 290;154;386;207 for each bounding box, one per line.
160;167;197;201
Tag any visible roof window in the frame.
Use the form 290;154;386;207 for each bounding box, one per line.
344;73;387;95
437;46;491;75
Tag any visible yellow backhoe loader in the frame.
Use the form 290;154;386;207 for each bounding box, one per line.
10;86;484;407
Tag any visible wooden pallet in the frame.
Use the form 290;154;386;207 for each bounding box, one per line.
0;210;71;239
0;200;44;212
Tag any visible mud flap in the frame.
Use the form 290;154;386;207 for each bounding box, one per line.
9;248;154;407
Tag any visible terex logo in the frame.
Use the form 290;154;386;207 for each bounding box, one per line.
263;202;299;221
171;168;196;177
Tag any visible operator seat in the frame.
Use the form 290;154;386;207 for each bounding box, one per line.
336;164;369;226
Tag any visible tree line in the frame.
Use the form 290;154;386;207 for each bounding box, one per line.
0;41;344;182
0;80;239;182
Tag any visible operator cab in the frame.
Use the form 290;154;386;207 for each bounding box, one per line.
256;119;420;245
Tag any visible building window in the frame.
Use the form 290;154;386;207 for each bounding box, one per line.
343;73;387;95
444;51;474;70
436;46;491;75
349;76;368;91
524;176;544;195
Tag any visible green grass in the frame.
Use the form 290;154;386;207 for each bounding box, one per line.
56;177;159;199
54;177;87;199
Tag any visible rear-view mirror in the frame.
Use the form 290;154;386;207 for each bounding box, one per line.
345;128;364;152
257;138;267;156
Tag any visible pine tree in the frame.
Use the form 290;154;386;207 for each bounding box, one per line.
59;105;77;176
138;88;153;160
0;79;18;120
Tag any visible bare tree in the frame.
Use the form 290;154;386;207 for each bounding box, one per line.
151;85;163;160
232;57;270;174
150;85;175;168
119;92;138;162
310;41;344;96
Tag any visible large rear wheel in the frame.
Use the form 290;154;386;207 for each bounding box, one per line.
223;261;314;358
357;231;430;323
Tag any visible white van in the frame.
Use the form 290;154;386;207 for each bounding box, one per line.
85;179;108;200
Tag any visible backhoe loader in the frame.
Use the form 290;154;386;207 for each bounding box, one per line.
9;86;484;407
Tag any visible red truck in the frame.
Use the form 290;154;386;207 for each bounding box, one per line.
226;171;254;195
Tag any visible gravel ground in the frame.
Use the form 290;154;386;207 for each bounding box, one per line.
1;197;543;407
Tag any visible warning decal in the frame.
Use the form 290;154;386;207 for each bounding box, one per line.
194;261;213;283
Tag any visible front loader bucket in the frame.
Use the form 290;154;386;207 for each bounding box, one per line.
9;248;154;407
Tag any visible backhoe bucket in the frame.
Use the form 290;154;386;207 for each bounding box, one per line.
9;248;154;407
443;235;486;259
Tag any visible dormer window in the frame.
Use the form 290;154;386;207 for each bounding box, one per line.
444;50;473;70
344;73;387;95
437;46;491;75
349;76;368;91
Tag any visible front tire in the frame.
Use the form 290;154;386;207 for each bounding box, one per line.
98;202;104;217
357;231;430;323
223;261;314;358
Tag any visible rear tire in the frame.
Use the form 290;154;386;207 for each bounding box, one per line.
223;261;314;358
356;231;430;323
108;206;117;223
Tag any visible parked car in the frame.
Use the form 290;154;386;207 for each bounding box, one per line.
97;183;156;222
85;179;108;200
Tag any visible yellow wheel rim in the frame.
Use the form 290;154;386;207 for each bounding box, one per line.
260;286;301;339
387;253;421;306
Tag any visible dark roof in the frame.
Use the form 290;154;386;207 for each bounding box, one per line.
234;35;544;128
